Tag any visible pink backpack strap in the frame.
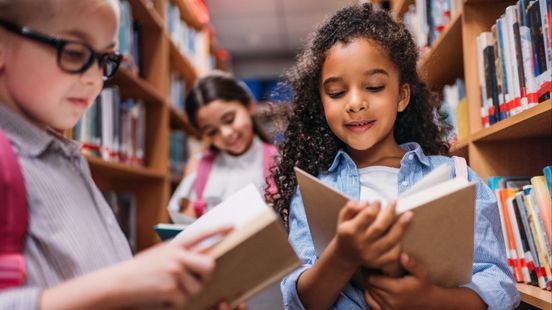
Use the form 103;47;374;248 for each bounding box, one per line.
263;143;278;195
453;156;468;181
193;151;217;218
0;130;28;289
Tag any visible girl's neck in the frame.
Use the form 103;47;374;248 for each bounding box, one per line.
347;131;405;169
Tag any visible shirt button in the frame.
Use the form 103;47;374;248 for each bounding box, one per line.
408;154;414;160
402;180;409;187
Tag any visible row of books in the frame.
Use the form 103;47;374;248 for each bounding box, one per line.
165;1;212;74
74;87;146;166
170;131;190;180
119;0;143;74
403;0;463;56
103;191;137;253
476;0;551;127
440;78;468;145
169;72;186;112
488;166;552;290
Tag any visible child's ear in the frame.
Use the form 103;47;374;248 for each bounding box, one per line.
247;100;256;114
398;83;411;112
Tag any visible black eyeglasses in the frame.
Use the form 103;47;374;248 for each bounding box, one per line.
0;19;122;80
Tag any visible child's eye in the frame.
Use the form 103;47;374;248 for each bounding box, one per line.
327;91;344;99
222;114;235;124
366;86;385;92
206;129;218;137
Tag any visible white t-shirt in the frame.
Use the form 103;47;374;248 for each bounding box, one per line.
168;136;266;223
358;166;399;207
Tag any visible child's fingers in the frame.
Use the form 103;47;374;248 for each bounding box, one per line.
176;225;234;249
350;201;380;231
338;201;368;223
178;251;216;281
370;243;402;268
180;269;204;297
363;289;382;310
400;253;428;279
370;211;413;254
363;200;397;240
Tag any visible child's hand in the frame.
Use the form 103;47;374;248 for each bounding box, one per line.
363;253;434;309
115;225;233;308
334;200;413;270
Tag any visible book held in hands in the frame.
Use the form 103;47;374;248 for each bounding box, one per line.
294;164;476;287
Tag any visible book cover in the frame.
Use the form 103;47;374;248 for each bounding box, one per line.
295;165;476;288
172;184;300;309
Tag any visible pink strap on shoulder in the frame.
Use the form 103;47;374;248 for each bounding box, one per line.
453;156;468;181
193;151;217;217
0;130;28;289
263;143;278;195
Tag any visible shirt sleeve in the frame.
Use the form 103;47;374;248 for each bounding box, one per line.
167;172;197;223
0;286;41;309
280;189;316;310
462;168;520;310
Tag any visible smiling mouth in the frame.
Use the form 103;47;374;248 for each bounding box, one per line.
346;120;375;127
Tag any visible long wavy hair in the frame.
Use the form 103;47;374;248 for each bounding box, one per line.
269;3;451;229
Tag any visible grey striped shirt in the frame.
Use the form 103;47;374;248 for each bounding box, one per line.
0;103;132;309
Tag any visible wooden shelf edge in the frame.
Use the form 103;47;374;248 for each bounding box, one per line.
517;284;552;309
391;0;414;19
112;69;166;105
169;105;198;135
450;139;469;153
128;0;164;31
86;155;166;179
167;37;199;84
418;12;463;73
472;100;552;142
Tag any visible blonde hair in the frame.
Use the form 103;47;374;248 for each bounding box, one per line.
0;0;54;24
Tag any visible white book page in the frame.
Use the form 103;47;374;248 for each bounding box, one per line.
399;164;451;198
173;184;268;247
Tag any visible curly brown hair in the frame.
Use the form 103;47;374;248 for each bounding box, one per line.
268;3;451;229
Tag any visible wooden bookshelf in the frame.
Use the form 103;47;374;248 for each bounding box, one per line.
80;0;219;250
418;12;464;90
517;284;552;309
391;0;552;306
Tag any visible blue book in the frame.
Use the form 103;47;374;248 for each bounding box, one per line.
543;166;552;196
153;224;188;241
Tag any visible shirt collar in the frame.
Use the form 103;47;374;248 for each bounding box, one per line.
327;141;430;172
0;103;81;158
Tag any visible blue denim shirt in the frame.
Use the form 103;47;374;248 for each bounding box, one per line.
281;142;520;309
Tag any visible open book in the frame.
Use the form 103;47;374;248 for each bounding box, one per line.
171;184;300;309
295;165;476;287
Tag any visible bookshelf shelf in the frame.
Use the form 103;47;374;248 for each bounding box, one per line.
110;69;165;105
87;156;166;180
128;0;164;31
450;139;469;158
472;100;552;142
391;0;414;18
169;105;197;135
516;284;552;309
418;13;464;90
174;0;205;30
168;37;199;84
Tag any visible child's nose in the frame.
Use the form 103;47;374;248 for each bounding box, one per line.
346;89;367;113
220;125;234;139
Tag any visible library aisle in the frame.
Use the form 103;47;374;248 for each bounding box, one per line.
77;0;551;309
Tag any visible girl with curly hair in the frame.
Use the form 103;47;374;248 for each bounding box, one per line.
270;3;519;309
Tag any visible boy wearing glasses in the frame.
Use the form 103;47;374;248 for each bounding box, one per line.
0;0;234;308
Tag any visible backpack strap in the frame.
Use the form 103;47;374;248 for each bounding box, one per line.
0;130;28;289
192;151;218;217
263;143;278;195
453;156;468;181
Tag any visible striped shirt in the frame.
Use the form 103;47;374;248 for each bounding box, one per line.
0;103;132;309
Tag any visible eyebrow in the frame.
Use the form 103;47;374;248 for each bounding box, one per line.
322;69;389;87
60;29;116;50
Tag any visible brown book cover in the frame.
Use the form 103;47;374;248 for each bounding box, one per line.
175;185;300;309
295;165;476;287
